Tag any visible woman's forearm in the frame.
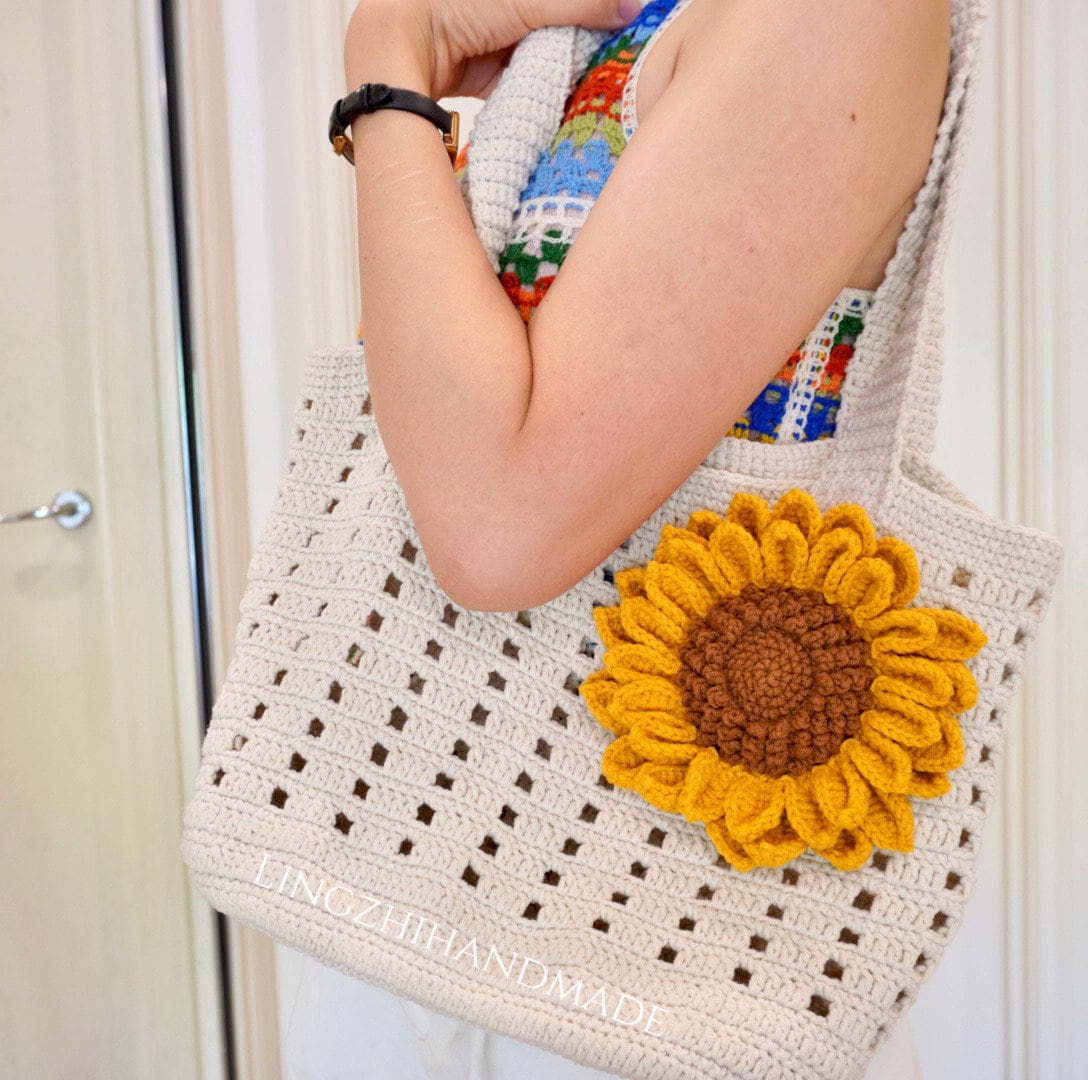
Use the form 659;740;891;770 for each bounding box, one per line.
344;12;534;600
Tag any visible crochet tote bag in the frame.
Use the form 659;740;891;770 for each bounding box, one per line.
181;2;1062;1076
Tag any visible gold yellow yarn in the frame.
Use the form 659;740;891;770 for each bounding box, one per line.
579;488;988;872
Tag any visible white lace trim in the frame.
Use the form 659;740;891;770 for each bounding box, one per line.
778;291;875;442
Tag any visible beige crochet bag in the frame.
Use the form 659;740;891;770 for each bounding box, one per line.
181;1;1062;1076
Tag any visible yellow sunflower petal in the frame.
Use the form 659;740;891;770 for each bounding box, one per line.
862;705;941;749
723;773;789;844
813;828;874;872
909;709;966;773
709;521;766;590
800;526;863;597
812;503;877;555
865;609;939;656
940;659;980;713
810;755;870;830
829;556;896;622
872;535;921;608
784;773;842;849
655;521;699;553
614;566;647;600
860;789;915;852
627;720;700;766
769;487;824;541
869;677;951;732
706;818;757;871
601;735;646;785
869;657;954;708
912;608;988;661
656;533;736;598
723;491;771;541
612;678;686;718
741;821;807;867
604;642;680;684
760;519;810;587
843;731;913;795
685;508;725;542
579;669;628;734
633;762;688;813
630;709;698;742
592;604;629;650
619;594;688;652
646;560;714;623
906;770;952;798
678;748;740;822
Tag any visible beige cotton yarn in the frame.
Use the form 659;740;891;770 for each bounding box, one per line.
181;2;1063;1076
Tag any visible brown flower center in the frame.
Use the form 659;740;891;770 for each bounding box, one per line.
675;583;874;777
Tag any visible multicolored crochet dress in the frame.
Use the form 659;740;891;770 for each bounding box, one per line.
362;0;877;443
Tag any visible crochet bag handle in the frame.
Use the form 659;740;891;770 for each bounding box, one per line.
812;0;989;514
460;0;989;518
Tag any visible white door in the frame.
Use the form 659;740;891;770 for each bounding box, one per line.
0;2;224;1077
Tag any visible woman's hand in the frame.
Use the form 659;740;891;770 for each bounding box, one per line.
345;0;643;101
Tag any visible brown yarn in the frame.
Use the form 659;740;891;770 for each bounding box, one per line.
675;584;873;777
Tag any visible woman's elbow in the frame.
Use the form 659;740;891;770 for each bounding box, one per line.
429;537;564;614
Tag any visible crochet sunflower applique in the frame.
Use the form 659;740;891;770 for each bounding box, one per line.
578;488;988;872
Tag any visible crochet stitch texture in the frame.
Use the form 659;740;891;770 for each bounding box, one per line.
183;2;1063;1078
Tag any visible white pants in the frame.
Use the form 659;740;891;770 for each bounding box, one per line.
281;951;923;1080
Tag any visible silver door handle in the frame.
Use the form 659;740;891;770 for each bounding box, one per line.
1;489;93;529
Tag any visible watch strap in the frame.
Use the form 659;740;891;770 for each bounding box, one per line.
329;83;459;167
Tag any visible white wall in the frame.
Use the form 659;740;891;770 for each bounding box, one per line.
211;3;1088;1077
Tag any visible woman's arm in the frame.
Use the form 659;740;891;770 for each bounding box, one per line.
344;0;950;613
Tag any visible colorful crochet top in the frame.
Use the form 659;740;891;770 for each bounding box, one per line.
362;0;878;443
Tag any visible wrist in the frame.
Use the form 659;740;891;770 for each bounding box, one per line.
343;6;434;97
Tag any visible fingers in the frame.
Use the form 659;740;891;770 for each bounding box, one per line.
517;0;643;32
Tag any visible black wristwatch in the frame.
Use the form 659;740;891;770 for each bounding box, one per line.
329;83;460;167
